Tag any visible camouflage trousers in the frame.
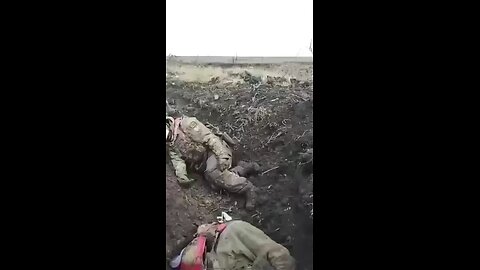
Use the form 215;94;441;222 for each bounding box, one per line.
169;148;256;195
204;152;255;195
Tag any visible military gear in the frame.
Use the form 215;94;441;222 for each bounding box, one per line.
178;117;232;170
179;221;295;270
167;116;231;175
205;153;256;209
220;132;236;146
167;115;257;203
205;122;237;146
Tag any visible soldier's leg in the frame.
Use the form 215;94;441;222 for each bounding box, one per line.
204;153;221;191
223;173;257;210
205;157;257;210
231;161;261;177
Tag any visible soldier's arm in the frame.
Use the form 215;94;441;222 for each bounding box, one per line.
168;148;192;184
228;221;296;270
182;117;232;171
263;244;295;270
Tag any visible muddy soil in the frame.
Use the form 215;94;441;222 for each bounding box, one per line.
165;64;313;270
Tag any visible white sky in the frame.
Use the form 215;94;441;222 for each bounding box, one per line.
166;0;313;56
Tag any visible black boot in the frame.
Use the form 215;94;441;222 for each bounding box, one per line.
232;161;261;177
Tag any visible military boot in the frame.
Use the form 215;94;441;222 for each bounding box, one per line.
245;186;257;210
231;161;261;177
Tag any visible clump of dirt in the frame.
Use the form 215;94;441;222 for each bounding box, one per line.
166;64;313;270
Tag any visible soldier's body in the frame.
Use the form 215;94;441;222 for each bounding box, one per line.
171;220;295;270
166;113;259;209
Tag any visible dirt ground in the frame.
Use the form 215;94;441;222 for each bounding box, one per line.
165;62;313;269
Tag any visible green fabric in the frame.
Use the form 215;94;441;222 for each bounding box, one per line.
168;147;194;184
181;117;232;171
209;221;295;270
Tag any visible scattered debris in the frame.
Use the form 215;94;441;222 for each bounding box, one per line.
261;166;280;175
216;212;233;223
210;76;220;84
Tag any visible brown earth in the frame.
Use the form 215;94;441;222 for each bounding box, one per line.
166;63;313;270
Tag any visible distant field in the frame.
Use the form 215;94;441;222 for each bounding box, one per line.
167;60;313;83
166;56;313;64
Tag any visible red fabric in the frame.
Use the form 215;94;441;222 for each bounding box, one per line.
216;223;227;233
179;223;228;270
180;235;206;270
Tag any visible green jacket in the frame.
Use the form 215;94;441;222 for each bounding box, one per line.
206;221;295;270
168;116;232;183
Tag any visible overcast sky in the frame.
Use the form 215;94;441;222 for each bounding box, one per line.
166;0;313;56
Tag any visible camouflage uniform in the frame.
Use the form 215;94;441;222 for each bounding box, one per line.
180;220;295;270
167;116;258;209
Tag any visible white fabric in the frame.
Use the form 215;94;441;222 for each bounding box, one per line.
169;248;185;269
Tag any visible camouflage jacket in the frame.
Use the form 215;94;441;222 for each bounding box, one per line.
168;116;232;170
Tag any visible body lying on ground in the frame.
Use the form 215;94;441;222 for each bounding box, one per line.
170;220;295;270
166;112;260;209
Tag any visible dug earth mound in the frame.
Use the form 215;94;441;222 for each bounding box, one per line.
165;62;313;270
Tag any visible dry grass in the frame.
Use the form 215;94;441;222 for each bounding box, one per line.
167;62;312;83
